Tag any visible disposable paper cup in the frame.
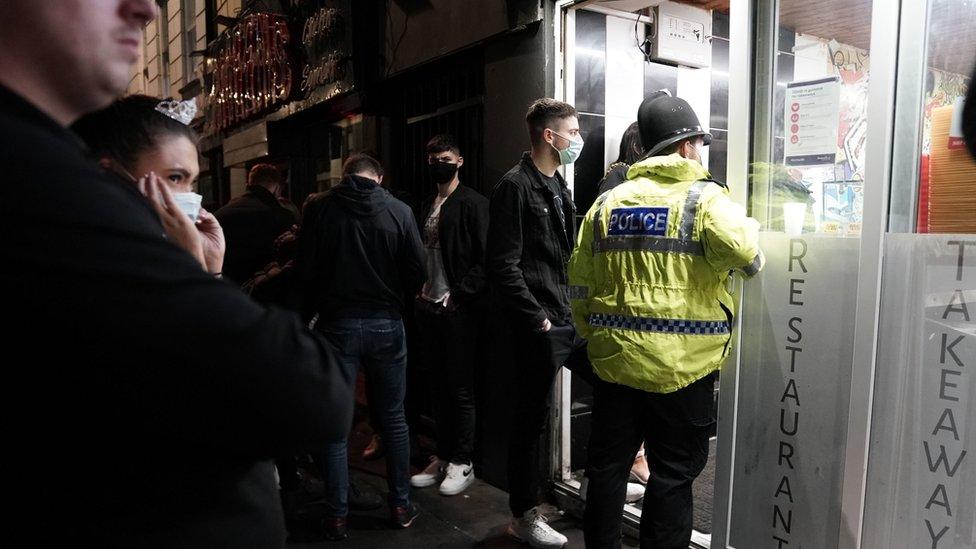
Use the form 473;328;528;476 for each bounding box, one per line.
783;202;806;236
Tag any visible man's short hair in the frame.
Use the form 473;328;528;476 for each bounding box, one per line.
426;134;461;157
249;164;282;188
342;153;384;178
525;98;578;144
659;136;701;156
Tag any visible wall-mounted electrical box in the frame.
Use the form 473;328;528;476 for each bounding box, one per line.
650;1;712;68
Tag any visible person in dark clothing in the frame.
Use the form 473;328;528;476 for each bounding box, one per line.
0;2;353;548
487;98;597;548
216;163;298;284
593;120;654;490
409;134;489;497
598;121;644;195
294;154;426;540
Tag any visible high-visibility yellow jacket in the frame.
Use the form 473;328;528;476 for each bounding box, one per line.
568;154;763;394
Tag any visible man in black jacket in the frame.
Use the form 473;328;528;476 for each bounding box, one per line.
0;2;352;548
215;163;297;284
294;154;426;539
409;135;489;497
488;98;594;548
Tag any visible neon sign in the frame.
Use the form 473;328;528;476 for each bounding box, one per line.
209;13;293;131
300;6;349;98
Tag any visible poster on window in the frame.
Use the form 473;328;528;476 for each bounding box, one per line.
784;76;841;166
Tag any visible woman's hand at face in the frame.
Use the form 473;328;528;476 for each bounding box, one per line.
138;172;206;268
195;208;225;275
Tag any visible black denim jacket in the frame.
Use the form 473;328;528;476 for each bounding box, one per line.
487;152;577;331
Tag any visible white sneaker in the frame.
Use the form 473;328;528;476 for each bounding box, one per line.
625;482;644;503
438;462;475;496
506;506;568;548
579;477;644;503
410;457;446;488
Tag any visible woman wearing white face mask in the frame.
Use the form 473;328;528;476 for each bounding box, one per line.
73;95;224;276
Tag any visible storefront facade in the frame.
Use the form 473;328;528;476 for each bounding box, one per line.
550;1;975;547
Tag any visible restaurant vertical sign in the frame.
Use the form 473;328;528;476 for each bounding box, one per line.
730;233;860;548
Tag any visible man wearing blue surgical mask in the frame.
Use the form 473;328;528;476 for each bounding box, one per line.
487;98;596;548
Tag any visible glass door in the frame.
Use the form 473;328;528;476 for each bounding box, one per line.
860;1;976;547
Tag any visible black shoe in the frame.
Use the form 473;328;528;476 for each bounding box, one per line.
349;480;383;511
391;503;420;529
323;516;348;541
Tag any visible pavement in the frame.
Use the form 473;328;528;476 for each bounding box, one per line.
287;470;600;549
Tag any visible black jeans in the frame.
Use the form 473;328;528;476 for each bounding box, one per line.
416;300;478;464
583;374;715;549
508;321;596;517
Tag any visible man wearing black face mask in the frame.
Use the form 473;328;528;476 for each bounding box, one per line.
410;134;489;497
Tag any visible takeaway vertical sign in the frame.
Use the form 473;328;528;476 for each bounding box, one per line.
862;236;975;549
918;239;975;548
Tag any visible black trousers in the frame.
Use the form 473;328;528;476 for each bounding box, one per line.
508;321;597;517
416;301;478;464
583;373;715;549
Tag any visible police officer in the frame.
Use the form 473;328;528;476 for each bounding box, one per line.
568;91;764;548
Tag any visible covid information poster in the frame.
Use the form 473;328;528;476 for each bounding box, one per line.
784;77;841;166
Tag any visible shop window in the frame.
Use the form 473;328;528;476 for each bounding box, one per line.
181;0;198;85
861;1;974;547
912;2;975;234
157;0;171;97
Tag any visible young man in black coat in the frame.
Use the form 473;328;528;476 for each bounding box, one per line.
216;163;298;284
0;2;352;547
409;135;489;497
487;98;594;548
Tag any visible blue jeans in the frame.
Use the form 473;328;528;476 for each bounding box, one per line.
317;318;410;518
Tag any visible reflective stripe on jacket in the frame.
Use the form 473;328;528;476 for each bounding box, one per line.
568;154;763;393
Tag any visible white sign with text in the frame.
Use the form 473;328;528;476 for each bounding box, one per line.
863;235;975;549
729;233;860;548
784;77;841;166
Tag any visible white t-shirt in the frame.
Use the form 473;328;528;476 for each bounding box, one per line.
421;195;451;304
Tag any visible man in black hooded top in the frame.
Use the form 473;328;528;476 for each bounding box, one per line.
294;153;426;538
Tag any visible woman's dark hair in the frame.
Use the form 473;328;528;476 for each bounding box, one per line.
72;94;200;172
615;121;644;165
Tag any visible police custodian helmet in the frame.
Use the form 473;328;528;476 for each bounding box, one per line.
637;90;712;160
